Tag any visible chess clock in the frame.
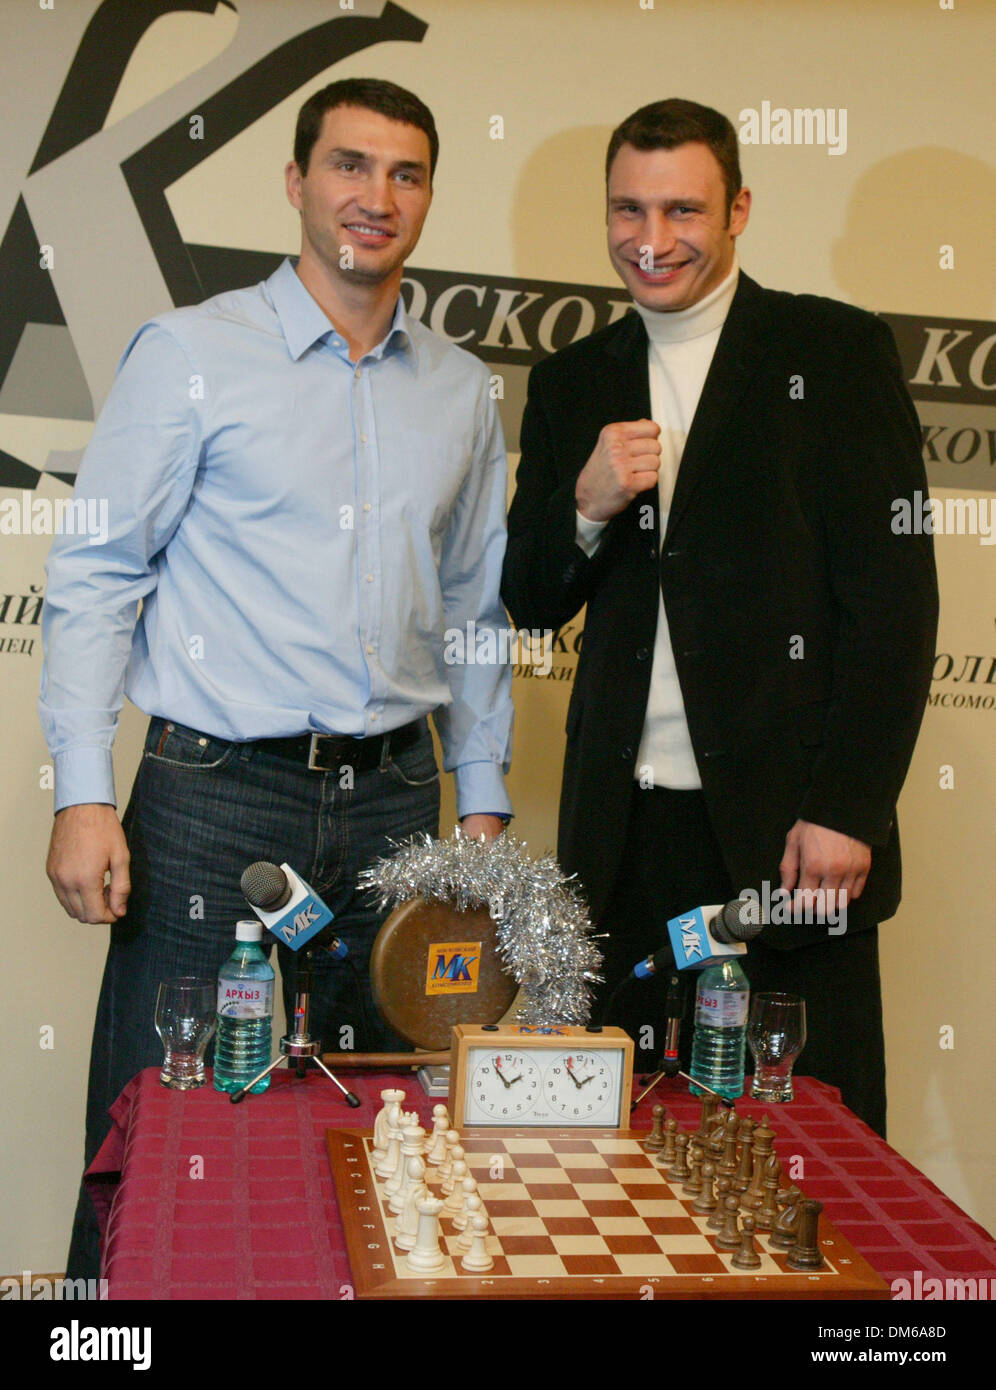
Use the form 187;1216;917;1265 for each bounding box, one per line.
449;1023;634;1129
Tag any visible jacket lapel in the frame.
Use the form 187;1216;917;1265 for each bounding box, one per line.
600;312;661;545
664;273;778;541
603;308;652;421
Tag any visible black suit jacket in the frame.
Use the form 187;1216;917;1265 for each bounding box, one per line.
501;273;938;945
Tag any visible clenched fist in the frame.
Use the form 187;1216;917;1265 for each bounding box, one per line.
47;803;131;924
575;419;661;523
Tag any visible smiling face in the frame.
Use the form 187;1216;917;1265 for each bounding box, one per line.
285;104;433;291
606;140;750;312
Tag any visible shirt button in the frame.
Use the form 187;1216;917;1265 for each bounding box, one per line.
360;433;368;444
365;573;374;583
363;502;372;513
366;644;375;655
355;368;363;379
370;712;380;722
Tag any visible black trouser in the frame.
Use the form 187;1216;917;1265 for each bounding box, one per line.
591;785;886;1138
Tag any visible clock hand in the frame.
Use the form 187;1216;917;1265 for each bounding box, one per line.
565;1057;584;1089
493;1056;512;1089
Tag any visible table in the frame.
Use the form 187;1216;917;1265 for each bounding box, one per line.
89;1068;996;1300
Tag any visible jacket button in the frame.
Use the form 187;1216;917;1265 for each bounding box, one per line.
636;647;649;662
621;745;633;761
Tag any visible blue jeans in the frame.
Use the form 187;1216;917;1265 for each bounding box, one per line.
67;716;440;1279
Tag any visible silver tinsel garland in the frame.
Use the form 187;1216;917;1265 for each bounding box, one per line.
359;830;603;1025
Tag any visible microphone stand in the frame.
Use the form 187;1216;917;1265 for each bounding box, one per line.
629;971;734;1111
229;946;361;1106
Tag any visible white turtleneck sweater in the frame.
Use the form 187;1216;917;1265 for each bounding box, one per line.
575;259;739;789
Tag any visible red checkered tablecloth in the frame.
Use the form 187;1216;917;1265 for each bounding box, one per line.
89;1069;996;1300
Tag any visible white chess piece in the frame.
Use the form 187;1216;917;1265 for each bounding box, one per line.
442;1159;468;1216
373;1089;406;1163
439;1129;460;1186
394;1155;429;1252
390;1126;427;1215
426;1109;449;1166
452;1175;479;1232
456;1193;487;1252
405;1194;446;1274
441;1144;465;1196
460;1212;494;1273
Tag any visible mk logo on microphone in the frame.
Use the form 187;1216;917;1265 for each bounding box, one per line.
278;901;321;944
678;918;705;960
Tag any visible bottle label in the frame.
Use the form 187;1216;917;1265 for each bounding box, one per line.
695;989;748;1028
218;979;273;1019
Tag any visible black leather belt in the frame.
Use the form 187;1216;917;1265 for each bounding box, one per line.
255;719;423;772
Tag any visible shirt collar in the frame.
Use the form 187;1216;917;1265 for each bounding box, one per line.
268;258;417;365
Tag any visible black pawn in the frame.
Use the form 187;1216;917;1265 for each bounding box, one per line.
666;1132;691;1182
731;1212;762;1270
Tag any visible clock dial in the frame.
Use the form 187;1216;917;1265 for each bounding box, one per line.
542;1050;618;1120
469;1050;541;1121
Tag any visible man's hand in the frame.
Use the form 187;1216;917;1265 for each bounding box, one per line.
575;420;661;523
47;803;131;924
779;818;871;911
458;814;506;843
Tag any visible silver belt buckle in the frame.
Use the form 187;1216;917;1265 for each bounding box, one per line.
307;732;335;771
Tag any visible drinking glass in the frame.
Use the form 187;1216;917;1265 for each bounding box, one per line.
155;977;216;1089
748;992;806;1102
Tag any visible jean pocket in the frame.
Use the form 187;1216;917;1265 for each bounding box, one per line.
143;720;239;772
384;738;439;788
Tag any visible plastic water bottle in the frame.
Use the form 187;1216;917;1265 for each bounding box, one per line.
213;920;275;1094
689;957;749;1101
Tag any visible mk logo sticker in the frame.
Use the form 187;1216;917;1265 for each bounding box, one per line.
425;942;481;996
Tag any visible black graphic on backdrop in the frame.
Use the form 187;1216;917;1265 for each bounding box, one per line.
0;0;427;488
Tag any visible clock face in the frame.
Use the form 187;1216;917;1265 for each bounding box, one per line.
542;1050;619;1121
469;1051;541;1121
461;1041;628;1127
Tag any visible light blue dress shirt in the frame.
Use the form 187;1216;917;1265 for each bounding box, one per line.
40;259;514;818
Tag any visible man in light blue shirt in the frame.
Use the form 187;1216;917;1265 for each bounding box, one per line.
41;79;513;1279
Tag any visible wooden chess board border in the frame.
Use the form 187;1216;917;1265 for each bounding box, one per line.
326;1127;890;1301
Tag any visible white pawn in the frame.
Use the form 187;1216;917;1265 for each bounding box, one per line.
406;1194;446;1274
457;1193;487;1252
427;1108;450;1166
452;1175;479;1232
439;1129;461;1186
442;1159;468;1216
441;1144;465;1196
460;1212;494;1273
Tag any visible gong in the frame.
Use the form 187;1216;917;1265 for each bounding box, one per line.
369;897;518;1050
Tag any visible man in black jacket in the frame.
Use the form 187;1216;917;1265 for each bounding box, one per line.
501;100;937;1135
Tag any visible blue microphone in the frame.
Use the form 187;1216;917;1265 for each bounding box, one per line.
633;896;764;980
240;861;347;958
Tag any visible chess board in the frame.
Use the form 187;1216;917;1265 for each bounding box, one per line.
326;1127;890;1300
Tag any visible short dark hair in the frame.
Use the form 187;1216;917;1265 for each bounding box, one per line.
294;78;439;183
605;99;742;215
